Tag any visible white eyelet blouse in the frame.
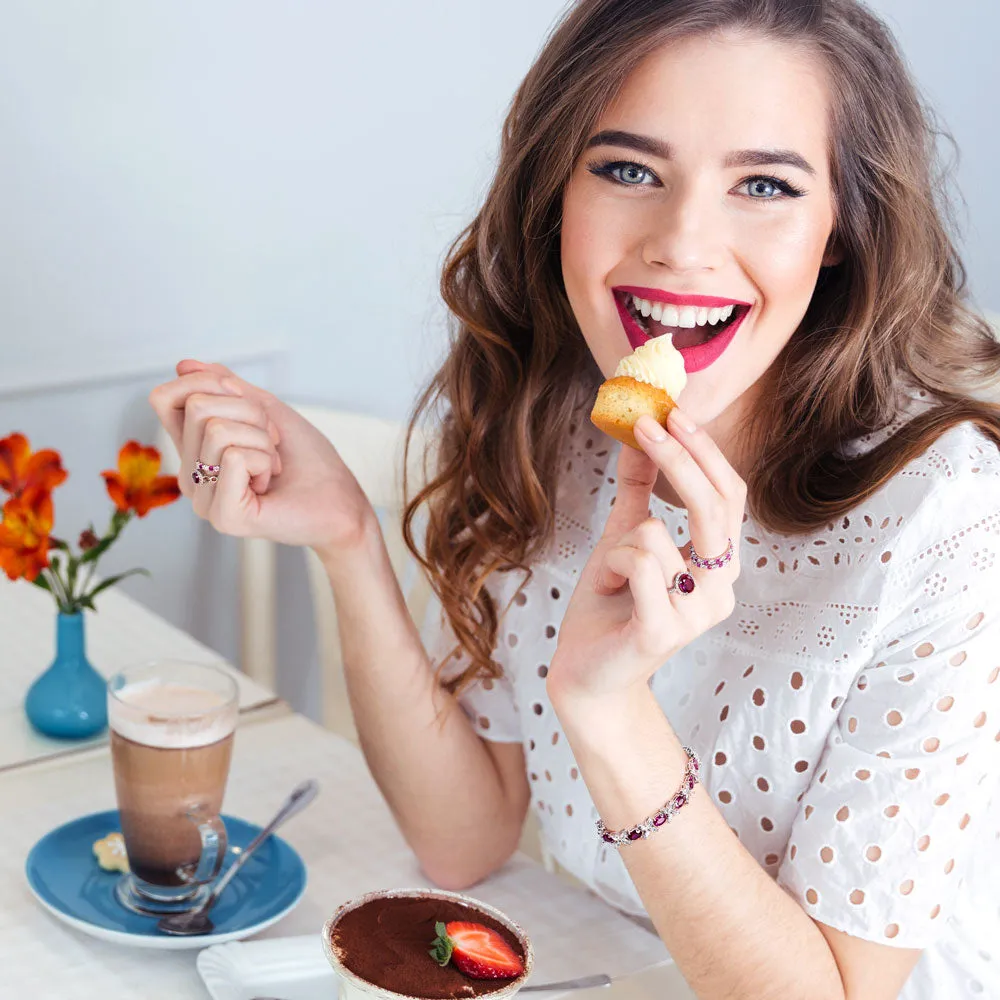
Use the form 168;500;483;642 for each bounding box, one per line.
424;387;1000;1000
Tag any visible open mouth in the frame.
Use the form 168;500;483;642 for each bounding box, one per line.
613;288;752;373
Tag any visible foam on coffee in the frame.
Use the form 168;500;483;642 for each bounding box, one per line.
109;680;237;749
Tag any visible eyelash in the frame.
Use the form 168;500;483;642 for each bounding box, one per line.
586;158;806;200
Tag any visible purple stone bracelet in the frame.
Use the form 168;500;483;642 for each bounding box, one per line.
595;746;701;848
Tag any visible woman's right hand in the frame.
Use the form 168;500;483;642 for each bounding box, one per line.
149;359;377;556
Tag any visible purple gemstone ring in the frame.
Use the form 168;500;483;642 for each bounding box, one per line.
667;571;696;596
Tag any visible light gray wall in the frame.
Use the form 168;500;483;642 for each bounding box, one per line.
868;0;999;312
1;1;995;718
0;0;571;420
0;0;570;718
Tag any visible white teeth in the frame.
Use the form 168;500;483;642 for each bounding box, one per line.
677;306;697;328
627;294;741;330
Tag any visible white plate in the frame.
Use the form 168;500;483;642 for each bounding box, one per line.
198;935;339;1000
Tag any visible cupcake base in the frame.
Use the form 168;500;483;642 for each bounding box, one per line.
590;376;677;450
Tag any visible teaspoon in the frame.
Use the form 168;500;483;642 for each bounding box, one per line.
158;779;319;936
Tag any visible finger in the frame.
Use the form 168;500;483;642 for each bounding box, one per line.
149;373;241;455
633;414;734;565
174;370;280;445
192;419;279;517
599;516;684;594
602;444;658;540
172;364;274;416
181;394;272;495
665;408;746;499
176;358;233;378
207;446;273;537
219;374;274;409
603;544;676;629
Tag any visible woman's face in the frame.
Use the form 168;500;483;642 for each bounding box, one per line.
561;33;839;430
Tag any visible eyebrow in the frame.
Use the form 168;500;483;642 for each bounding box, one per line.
585;129;816;177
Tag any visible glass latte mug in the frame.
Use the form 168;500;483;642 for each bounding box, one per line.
107;660;238;916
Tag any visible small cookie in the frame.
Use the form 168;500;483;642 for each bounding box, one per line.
93;832;130;873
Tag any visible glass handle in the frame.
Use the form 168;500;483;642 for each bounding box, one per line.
185;804;228;884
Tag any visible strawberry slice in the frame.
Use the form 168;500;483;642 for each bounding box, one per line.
429;920;525;980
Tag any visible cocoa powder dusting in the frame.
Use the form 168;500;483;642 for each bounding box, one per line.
331;895;526;999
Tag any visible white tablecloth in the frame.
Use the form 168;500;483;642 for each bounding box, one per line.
0;713;682;999
0;578;277;771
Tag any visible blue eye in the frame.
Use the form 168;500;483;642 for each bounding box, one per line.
747;179;778;198
739;175;805;200
611;163;653;185
588;160;657;187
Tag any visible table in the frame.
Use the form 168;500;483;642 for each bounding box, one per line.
0;587;697;1000
0;578;279;772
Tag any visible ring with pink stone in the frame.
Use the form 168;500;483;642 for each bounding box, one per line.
689;537;734;571
666;570;696;596
192;460;221;486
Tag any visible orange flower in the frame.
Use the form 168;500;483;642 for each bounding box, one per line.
0;487;53;582
101;441;180;517
0;433;68;497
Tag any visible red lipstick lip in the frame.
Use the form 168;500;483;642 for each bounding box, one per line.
613;292;751;373
614;286;752;309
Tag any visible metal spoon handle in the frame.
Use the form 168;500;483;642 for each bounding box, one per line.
207;779;319;905
251;975;611;1000
251;974;612;1000
520;973;613;992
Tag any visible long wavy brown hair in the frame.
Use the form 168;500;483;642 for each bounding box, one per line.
402;0;1000;693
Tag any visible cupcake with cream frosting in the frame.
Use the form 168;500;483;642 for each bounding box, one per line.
590;336;687;449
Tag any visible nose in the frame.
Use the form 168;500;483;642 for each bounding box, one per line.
640;181;726;273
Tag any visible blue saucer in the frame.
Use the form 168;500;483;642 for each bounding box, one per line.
25;810;307;950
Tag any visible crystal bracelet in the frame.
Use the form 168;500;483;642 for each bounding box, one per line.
595;746;701;847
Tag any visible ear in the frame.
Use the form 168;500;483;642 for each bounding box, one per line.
821;230;844;268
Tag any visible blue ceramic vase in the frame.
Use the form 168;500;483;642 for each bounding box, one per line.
25;612;108;739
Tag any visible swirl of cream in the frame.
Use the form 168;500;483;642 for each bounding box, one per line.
614;336;687;399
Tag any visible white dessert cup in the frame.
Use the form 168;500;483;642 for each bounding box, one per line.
322;888;534;1000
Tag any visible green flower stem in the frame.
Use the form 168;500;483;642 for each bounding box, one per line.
43;508;136;613
67;555;79;602
42;566;72;613
79;559;98;600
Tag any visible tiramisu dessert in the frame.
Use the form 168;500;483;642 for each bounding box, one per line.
323;889;532;1000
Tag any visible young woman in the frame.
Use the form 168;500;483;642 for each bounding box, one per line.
150;1;1000;997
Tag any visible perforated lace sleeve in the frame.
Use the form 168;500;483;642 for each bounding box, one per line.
778;514;1000;948
420;575;524;745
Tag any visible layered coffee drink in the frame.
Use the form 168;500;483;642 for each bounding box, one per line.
107;661;238;914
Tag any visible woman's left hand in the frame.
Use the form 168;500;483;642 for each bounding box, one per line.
546;410;746;709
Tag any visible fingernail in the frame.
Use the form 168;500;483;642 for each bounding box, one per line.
669;408;697;434
220;377;242;395
635;415;668;442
